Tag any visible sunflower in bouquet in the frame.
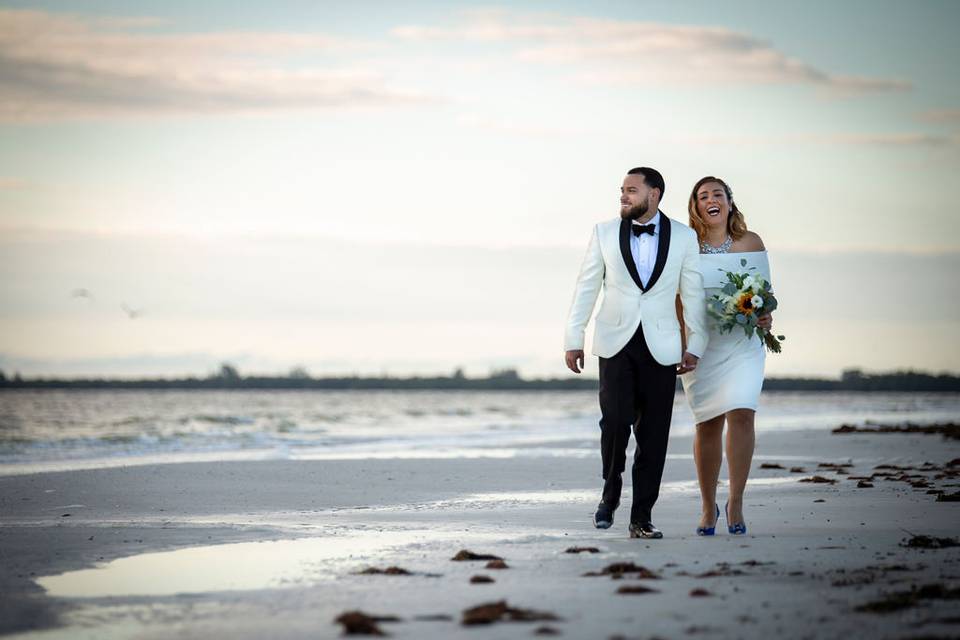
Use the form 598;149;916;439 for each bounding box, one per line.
707;258;785;353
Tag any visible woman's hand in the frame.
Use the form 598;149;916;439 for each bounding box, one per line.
757;313;773;330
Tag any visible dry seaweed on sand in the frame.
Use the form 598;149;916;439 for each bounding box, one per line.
833;422;960;439
354;566;413;576
695;563;748;578
617;584;659;595
818;462;854;469
759;463;785;469
461;600;560;626
854;583;960;613
689;588;712;597
334;611;402;636
900;534;960;549
582;562;661;579
470;575;495;584
354;566;442;578
565;546;600;554
451;549;504;561
799;475;838;484
830;564;922;587
486;559;509;569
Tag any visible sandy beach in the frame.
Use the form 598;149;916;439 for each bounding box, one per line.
2;425;959;640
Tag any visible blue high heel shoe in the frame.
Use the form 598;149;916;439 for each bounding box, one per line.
725;501;747;535
696;504;720;536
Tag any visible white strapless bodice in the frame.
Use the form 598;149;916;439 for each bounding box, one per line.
680;251;769;423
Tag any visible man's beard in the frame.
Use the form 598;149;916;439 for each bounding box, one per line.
620;200;649;220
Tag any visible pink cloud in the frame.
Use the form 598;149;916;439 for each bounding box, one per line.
393;13;910;95
0;9;433;122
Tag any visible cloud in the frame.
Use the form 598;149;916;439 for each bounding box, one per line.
393;12;909;95
454;112;594;137
817;133;955;146
674;132;956;147
0;177;27;189
916;109;960;124
0;9;433;122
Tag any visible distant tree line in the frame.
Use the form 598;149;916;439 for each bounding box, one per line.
0;366;958;392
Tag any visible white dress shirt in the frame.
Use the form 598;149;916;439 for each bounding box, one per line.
630;211;661;287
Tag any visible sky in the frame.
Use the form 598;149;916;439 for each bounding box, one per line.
1;0;959;379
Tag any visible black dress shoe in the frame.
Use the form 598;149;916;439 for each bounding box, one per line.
593;501;618;529
628;522;663;539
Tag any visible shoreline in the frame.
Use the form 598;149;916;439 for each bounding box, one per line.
2;428;959;638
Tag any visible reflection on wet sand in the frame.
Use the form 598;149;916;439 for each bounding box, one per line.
37;529;452;598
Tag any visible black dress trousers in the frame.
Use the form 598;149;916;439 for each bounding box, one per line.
597;322;678;525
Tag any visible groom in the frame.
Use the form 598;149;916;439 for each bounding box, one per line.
564;167;708;539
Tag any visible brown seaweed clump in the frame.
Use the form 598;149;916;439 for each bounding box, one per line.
354;566;413;576
617;584;659;595
452;549;503;561
833;422;959;439
334;611;401;635
582;562;661;579
461;600;560;626
900;535;960;549
854;583;960;613
696;563;748;578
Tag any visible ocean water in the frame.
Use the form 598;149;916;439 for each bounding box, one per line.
0;390;957;475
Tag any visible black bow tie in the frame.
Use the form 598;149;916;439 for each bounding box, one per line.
632;223;655;237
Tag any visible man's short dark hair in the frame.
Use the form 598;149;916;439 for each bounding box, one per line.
627;167;665;198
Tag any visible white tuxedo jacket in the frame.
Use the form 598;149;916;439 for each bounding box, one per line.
564;214;708;365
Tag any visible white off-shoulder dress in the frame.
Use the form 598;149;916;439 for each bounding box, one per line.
680;251;769;424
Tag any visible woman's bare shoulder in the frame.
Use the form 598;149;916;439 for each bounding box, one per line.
738;230;766;251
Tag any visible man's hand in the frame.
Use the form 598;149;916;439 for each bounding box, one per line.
677;351;699;374
565;350;585;374
757;313;773;330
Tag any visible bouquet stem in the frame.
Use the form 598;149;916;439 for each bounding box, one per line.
760;330;784;354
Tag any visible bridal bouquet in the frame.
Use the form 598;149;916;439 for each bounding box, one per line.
707;258;785;353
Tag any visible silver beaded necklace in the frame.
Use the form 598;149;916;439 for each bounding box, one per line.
700;235;733;254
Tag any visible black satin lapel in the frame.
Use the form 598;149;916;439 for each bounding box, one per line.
619;218;644;290
642;214;671;293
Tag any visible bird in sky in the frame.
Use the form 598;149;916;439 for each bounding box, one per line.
120;302;144;319
71;288;94;301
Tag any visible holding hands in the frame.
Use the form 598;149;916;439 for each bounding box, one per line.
677;352;699;374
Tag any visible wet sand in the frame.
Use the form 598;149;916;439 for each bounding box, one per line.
2;429;959;639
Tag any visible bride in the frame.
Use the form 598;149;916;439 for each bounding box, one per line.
679;176;774;536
